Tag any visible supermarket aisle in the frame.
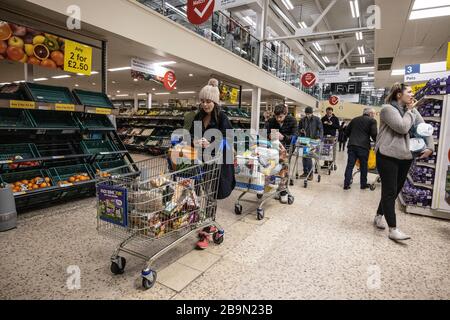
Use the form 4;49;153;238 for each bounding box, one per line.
0;151;449;299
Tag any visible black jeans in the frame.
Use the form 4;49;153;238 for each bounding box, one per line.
376;152;413;228
339;141;346;151
344;146;369;187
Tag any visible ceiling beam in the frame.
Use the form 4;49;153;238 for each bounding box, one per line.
267;27;373;42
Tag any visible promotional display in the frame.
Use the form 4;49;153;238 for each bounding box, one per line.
0;20;91;74
301;72;316;88
187;0;215;25
97;184;128;227
219;83;240;105
317;69;350;84
131;57;175;91
328;95;340;106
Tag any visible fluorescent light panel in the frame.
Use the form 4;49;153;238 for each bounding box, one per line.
322;56;330;63
391;69;405;76
412;0;450;10
355;32;363;40
273;4;297;29
137;93;147;96
155;61;177;66
282;0;294;10
116;94;129;97
33;78;48;81
108;66;131;72
356;66;374;70
178;91;196;94
313;42;322;51
310;50;326;69
298;21;307;28
409;6;450;19
52;75;71;79
154;92;170;95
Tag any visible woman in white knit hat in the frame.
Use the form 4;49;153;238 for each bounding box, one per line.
190;78;236;249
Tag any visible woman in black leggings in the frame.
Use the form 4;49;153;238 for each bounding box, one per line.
374;83;434;241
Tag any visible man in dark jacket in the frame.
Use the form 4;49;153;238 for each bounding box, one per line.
265;104;298;148
321;107;340;167
298;106;323;180
343;107;378;190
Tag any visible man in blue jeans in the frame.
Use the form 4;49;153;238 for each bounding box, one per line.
298;107;323;180
343;108;378;189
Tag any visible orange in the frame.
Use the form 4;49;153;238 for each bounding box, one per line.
44;177;50;183
68;177;75;182
40;182;47;188
40;58;56;69
21;180;29;184
75;179;80;182
28;56;40;65
0;22;12;41
32;185;39;190
50;50;64;66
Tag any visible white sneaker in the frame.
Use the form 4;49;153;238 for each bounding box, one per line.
280;193;288;204
374;215;386;230
388;228;411;241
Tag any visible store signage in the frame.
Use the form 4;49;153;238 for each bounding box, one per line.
405;64;420;75
329;95;340;106
0;20;92;74
94;107;112;115
214;0;254;11
163;71;177;91
328;82;362;95
317;69;350;84
97;185;128;227
405;70;450;83
9;100;35;109
301;72;317;88
187;0;215;25
64;39;92;75
404;61;450;83
219;83;240;104
131;57;169;77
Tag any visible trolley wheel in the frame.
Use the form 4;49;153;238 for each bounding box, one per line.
142;270;157;290
289;179;294;186
334;165;337;171
370;184;376;191
376;177;381;183
304;181;308;188
256;208;264;220
287;195;294;205
315;168;318;174
328;169;331;175
110;256;126;275
234;204;243;215
317;175;321;182
257;193;263;199
296;173;299;179
213;231;224;245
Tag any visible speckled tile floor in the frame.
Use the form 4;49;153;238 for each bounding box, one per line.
0;152;449;300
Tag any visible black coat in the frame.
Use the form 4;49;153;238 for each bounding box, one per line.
298;116;323;139
190;110;235;200
338;124;347;142
345;115;378;150
321;114;340;137
265;115;298;147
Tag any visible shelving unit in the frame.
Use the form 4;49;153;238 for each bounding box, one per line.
0;83;133;212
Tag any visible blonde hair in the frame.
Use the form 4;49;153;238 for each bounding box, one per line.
385;82;410;104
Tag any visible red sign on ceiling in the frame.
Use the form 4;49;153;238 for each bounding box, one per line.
301;72;316;88
163;71;177;91
329;95;340;106
187;0;215;25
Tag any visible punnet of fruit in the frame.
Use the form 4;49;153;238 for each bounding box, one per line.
8;176;52;193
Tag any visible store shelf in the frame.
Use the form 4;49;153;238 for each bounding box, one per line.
423;117;441;122
415;95;445;107
407;174;434;190
116;115;184;120
415;162;436;169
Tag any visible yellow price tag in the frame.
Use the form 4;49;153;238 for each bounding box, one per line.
95;108;111;115
64;39;92;75
55;104;75;111
229;88;239;104
10;100;35;109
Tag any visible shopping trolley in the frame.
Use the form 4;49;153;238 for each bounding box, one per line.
320;135;337;175
96;155;224;289
234;139;294;220
290;137;322;188
352;145;380;191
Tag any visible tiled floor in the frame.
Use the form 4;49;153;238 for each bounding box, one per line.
1;151;449;299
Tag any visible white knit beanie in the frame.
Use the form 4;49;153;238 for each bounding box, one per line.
199;78;220;104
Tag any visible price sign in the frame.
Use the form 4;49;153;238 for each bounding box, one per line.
55;104;75;112
95;108;112;115
64;40;92;75
10;100;35;109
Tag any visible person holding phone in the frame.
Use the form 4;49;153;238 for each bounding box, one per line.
298;106;323;180
374;83;434;241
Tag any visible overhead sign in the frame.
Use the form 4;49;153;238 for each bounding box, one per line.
163;71;177;91
131;57;169;77
326;82;362;95
214;0;254;11
329;95;340;106
405;70;450;83
301;72;317;88
187;0;215;25
404;61;450;83
336;94;360;103
405;64;420;75
317;69;350;83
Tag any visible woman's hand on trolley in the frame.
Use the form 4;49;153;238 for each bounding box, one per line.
419;148;433;159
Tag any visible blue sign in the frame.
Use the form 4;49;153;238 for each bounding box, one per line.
405;64;420;75
97;184;128;227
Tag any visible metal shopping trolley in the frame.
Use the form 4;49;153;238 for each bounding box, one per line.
234;139;294;220
96;155;224;289
351;145;380;191
290;137;322;188
320;135;337;175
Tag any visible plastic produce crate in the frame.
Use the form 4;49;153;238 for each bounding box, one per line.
0;169;53;194
75;113;115;131
28;109;78;129
80;139;121;160
0;143;40;162
0;109;35;128
49;163;94;186
93;159;131;176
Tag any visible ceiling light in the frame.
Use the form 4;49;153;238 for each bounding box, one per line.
92;82;96;85
116;90;120;93
281;0;294;10
310;50;326;69
242;89;253;92
152;88;156;91
409;5;450;19
358;46;365;55
322;56;330;63
313;42;322;52
189;73;194;77
52;75;71;79
0;82;11;85
116;94;129;97
155;61;177;66
349;0;360;18
360;57;366;64
166;3;187;18
75;84;79;87
178;91;196;94
137;93;147;96
298;21;307;28
355;32;363;40
33;78;48;82
272;4;297;30
244;16;256;27
391;69;405;76
91;71;99;74
133;78;138;82
356;66;374;70
108;66;131;72
412;0;450;10
13;80;25;84
77;73;84;76
154;92;171;95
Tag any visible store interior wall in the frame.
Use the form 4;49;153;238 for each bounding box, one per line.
319;101;382;123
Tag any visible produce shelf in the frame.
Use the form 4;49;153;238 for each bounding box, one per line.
49;163;94;186
93;159;131;176
0;108;35;128
75;113;115;131
28;109;79;130
0;169;54;196
0;143;40;163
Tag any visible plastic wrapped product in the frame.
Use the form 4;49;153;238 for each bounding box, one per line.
416;123;434;137
410;138;426;154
